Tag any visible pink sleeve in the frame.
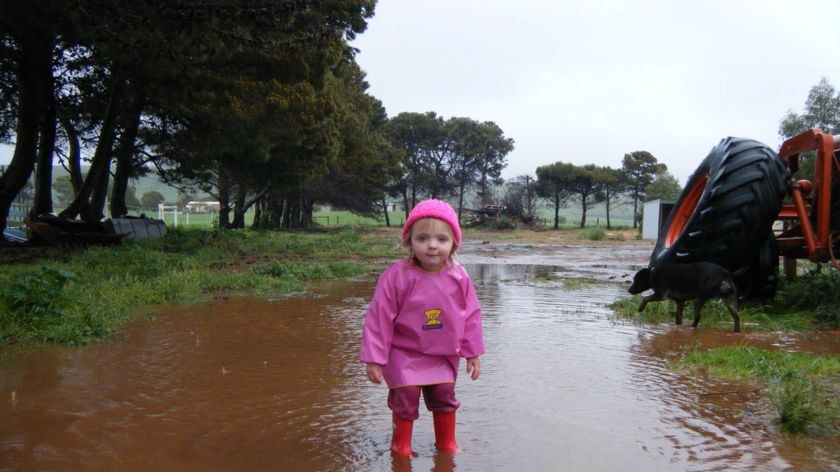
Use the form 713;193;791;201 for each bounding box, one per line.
459;273;485;358
359;267;398;365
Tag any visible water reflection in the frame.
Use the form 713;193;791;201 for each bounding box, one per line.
1;256;838;471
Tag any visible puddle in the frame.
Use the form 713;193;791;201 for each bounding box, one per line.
1;241;838;471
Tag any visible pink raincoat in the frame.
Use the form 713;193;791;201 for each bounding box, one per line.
359;259;485;388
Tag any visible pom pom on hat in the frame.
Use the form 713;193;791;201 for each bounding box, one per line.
402;199;461;245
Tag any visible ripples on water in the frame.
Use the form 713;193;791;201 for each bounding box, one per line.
1;256;838;471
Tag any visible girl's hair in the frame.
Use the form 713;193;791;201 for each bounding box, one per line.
402;217;459;261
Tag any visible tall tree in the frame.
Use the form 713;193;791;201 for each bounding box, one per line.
645;170;682;202
304;61;398;221
622;151;666;229
778;77;840;181
779;77;840;135
567;164;604;229
535;162;573;230
384;112;447;215
473;121;513;209
448;117;483;218
448;118;513;219
593;166;626;229
502;174;539;226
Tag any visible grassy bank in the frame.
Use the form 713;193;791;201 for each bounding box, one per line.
676;346;840;435
0;227;404;346
610;269;840;435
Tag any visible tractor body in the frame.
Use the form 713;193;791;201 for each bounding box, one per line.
775;128;840;276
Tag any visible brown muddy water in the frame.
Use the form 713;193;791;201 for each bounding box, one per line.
2;239;839;471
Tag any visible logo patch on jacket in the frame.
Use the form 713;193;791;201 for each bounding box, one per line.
422;309;443;330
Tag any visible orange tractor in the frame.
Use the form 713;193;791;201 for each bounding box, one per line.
647;128;840;299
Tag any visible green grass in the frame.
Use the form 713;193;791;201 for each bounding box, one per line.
611;295;834;332
0;227;403;346
675;346;840;434
151;209;399;229
151;207;636;231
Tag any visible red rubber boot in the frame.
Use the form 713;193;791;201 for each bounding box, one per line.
391;413;414;457
433;411;461;453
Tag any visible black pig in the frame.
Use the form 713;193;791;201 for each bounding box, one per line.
628;262;740;332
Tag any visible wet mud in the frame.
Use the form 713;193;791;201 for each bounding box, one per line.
1;239;839;471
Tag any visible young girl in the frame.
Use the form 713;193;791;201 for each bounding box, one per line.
360;199;485;457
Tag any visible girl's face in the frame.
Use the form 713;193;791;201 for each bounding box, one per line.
407;218;456;272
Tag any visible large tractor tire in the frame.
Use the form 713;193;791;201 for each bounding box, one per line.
737;232;780;299
649;137;789;299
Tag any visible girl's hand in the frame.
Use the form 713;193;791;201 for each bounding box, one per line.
366;363;383;384
466;357;481;381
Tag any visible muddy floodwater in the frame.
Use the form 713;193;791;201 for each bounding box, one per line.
2;239;839;471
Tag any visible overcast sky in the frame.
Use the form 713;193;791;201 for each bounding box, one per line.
2;1;839;185
350;0;840;184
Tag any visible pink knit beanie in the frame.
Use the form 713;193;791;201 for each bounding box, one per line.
402;199;462;245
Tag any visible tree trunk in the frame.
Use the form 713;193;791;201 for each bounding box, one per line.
251;196;264;229
110;96;145;217
456;180;466;221
579;196;587;228
265;194;284;229
381;195;391;227
58;113;83;195
632;195;639;229
302;197;313;229
281;196;291;228
31;67;57;218
553;193;561;230
0;32;50;237
217;171;231;228
231;185;247;228
286;197;300;228
60;74;123;222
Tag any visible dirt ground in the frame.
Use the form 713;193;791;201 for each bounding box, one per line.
464;227;644;245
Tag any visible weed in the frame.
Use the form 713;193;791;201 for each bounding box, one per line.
2;266;74;318
481;215;517;230
768;371;834;434
583;227;606;241
0;267;80;343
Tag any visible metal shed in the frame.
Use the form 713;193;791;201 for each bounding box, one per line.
642;199;675;240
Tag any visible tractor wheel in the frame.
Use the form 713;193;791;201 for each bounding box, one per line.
650;137;789;298
735;233;780;299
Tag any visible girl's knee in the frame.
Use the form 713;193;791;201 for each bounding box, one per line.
423;383;460;412
388;386;422;420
